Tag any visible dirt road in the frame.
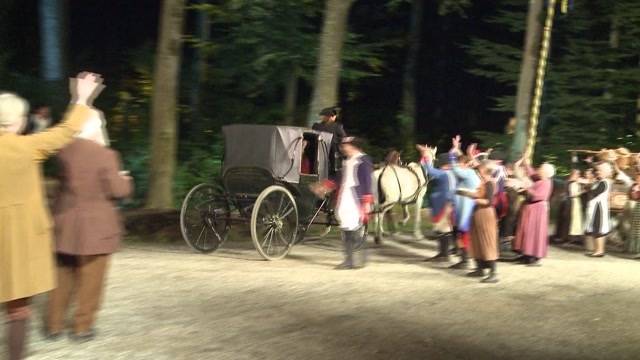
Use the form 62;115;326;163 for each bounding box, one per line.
3;234;640;360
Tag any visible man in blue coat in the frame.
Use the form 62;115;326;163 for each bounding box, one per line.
417;145;457;261
449;136;481;269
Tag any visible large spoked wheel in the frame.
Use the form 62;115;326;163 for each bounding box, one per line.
251;185;298;260
180;183;231;253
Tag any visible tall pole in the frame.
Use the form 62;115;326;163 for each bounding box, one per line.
524;0;570;161
524;0;557;161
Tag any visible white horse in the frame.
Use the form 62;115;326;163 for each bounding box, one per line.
372;161;428;242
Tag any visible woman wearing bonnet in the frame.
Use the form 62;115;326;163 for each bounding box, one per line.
45;110;133;341
0;72;103;360
510;158;555;266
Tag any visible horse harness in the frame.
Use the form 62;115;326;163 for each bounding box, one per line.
376;164;428;213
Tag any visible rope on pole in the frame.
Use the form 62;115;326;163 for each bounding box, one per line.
524;0;559;161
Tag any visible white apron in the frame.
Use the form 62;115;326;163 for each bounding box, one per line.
337;153;363;231
585;180;610;235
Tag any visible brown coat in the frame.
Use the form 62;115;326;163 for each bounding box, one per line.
470;180;499;261
53;139;132;256
0;105;91;303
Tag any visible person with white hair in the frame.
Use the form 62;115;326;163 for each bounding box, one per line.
45;109;132;341
0;72;104;360
512;158;555;266
584;161;613;257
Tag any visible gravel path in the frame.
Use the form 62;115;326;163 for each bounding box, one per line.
3;234;640;360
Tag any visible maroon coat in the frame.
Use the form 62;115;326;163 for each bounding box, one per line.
53;139;133;255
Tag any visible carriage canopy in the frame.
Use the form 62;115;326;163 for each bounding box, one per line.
222;124;333;183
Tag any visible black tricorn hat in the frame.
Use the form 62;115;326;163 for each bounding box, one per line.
319;106;340;116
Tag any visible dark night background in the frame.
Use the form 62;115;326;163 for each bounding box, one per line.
4;0;639;206
2;0;509;146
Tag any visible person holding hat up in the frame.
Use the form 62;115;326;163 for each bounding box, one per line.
416;144;457;262
0;72;105;360
312;106;346;178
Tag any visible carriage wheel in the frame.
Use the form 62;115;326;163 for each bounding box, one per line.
180;183;230;253
251;185;298;260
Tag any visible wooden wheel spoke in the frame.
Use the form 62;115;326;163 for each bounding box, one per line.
261;227;275;249
265;228;275;255
276;230;289;247
277;193;285;214
280;204;295;219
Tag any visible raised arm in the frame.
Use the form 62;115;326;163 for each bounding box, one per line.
25;105;92;161
24;72;104;162
422;158;445;178
526;179;551;202
416;144;444;178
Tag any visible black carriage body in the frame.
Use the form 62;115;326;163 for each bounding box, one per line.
222;124;333;184
222;124;333;220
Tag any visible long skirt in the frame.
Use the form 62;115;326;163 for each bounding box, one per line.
514;201;549;258
626;202;640;255
556;197;583;240
470;206;498;261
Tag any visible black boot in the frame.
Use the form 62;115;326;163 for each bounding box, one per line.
449;248;469;269
337;231;355;269
526;256;542;267
467;260;485;277
426;234;450;262
481;261;499;283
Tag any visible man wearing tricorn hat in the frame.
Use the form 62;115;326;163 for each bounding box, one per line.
416;144;457;261
311;136;373;269
312;106;346;177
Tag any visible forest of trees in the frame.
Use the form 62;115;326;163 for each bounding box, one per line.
1;0;639;209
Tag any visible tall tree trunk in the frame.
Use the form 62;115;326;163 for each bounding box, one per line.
146;0;186;209
284;66;299;125
509;0;544;161
189;0;210;126
39;0;66;81
306;0;356;126
400;0;424;155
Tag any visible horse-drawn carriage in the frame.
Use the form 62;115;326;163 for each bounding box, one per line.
179;124;366;260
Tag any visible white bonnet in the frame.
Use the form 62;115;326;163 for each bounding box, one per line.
76;110;109;146
0;93;29;127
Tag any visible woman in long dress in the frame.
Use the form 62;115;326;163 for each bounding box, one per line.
554;169;584;244
462;161;499;283
513;161;555;266
584;162;613;257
